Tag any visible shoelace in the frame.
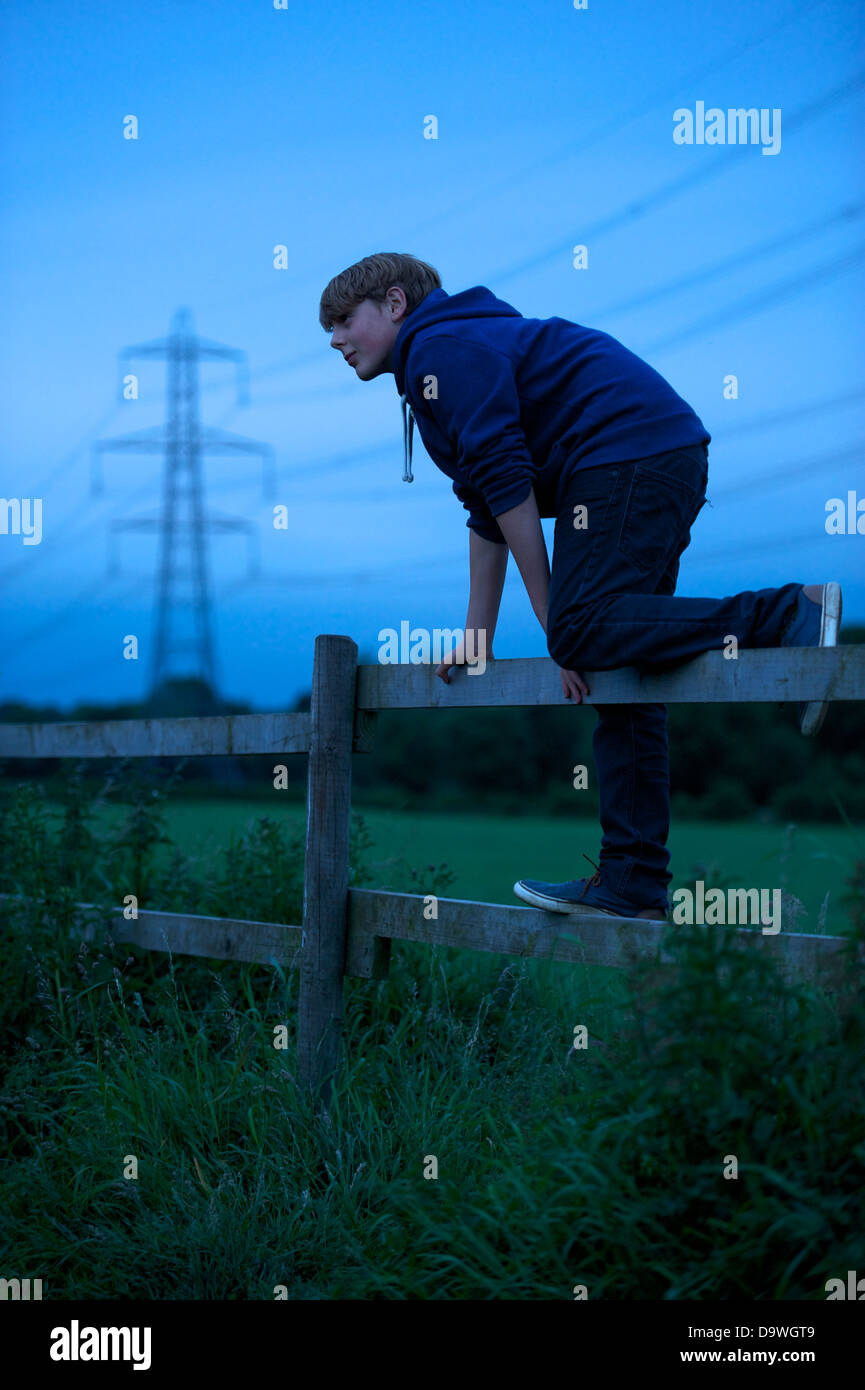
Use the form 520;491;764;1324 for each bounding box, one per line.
568;854;602;893
562;854;666;918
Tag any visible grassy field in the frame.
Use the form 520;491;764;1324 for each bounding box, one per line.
1;774;863;1300
45;793;864;936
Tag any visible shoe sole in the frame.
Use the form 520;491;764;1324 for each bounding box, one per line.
801;581;842;736
513;881;666;920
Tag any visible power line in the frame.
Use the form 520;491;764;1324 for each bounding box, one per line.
394;0;834;247
198;182;865;419
3;12;840;553
192;27;854;399
0;554;470;687
6;365;862;602
708;388;865;441
489;68;865;289
0;475;165;590
197;343;327;397
691;525;860;562
212;378;360;409
594;201;864;322
0;572;139;671
205;381;865;508
217;547;467;595
0;404;130;586
203;376;865;514
6;137;862;598
643;242;865;355
708;440;865;499
2;402;123;499
193;0;829;325
183;74;865;437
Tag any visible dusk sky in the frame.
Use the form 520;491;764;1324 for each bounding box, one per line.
1;0;863;712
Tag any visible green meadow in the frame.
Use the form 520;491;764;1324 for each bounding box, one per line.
50;793;863;936
1;769;863;1300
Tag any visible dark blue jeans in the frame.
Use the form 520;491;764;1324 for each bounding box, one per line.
545;443;803;909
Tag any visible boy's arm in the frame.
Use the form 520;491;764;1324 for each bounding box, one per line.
495;491;590;703
435;528;507;681
465;527;509;652
493;491;550;633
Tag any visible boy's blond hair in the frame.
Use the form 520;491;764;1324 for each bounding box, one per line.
318;252;442;332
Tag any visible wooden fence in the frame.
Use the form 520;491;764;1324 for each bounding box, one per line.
2;636;864;1103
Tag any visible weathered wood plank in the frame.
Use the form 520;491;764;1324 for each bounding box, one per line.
356;645;865;710
0;712;311;759
3;888;855;992
0;894;302;967
348;890;858;989
297;635;357;1100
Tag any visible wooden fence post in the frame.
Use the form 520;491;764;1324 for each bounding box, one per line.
297;634;357;1104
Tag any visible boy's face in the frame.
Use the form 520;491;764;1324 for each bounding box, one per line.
330;289;407;380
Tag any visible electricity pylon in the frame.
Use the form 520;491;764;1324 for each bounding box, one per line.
91;307;276;707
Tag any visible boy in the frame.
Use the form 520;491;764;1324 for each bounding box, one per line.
320;252;842;922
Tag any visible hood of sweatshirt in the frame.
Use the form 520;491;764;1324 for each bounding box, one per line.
393;286;521;482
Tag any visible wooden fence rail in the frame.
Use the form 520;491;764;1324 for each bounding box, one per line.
2;638;864;1102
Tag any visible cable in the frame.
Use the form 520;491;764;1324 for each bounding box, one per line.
0;573;144;670
197;182;865;417
490;68;865;289
594;201;864;322
7;365;861;600
0;404;132;586
394;0;835;247
197;344;329;397
708;440;865;500
3;402;123;500
183;73;865;423
0;537;472;679
0;475;162;590
192;0;829;324
708;387;865;441
643;242;865;355
691;525;859;562
216;548;467;593
7;101;861;607
192;28;854;398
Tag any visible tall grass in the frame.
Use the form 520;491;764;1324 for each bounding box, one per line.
1;761;863;1299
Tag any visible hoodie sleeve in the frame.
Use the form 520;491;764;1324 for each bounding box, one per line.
412;336;536;519
452;479;507;544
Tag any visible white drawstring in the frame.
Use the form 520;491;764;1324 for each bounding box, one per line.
400;393;415;482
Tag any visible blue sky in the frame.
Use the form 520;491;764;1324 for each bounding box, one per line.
1;0;863;712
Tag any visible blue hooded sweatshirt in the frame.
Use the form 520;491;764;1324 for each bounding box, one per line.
392;285;710;544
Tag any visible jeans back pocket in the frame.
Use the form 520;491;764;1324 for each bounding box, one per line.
616;453;706;576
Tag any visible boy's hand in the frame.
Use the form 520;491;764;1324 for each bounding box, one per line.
435;640;464;683
559;665;590;703
435;642;494;683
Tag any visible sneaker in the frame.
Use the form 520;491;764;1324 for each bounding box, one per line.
513;859;668;921
780;582;842;736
